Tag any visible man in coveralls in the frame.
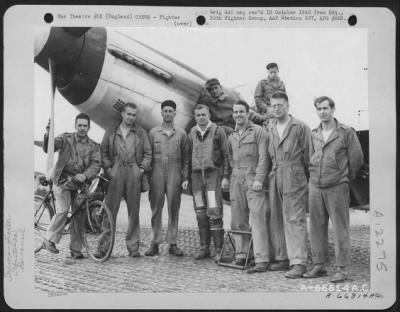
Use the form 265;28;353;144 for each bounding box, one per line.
96;102;152;258
183;104;230;263
197;78;266;137
303;96;363;282
42;113;101;258
268;91;311;278
145;100;189;256
254;62;287;116
228;100;272;274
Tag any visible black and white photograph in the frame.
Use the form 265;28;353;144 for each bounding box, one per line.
4;5;396;310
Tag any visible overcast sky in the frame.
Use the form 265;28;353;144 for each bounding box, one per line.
34;27;368;173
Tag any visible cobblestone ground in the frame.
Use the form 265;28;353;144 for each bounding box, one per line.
35;194;370;293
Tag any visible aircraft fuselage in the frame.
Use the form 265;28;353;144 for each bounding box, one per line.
35;27;209;132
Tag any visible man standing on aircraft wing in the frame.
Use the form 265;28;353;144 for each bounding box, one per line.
96;102;152;258
254;62;287;116
228;100;272;273
197;78;266;137
268;91;310;278
42;113;101;259
145;100;189;257
183;104;230;263
303;96;363;283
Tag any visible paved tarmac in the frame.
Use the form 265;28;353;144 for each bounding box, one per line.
35;193;370;293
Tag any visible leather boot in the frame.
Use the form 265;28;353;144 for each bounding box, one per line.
211;229;224;263
145;243;159;256
194;228;211;260
43;239;59;254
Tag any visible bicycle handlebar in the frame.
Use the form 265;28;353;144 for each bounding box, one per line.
39;174;108;190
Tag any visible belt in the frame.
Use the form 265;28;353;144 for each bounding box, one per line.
118;161;137;167
153;156;181;163
271;160;303;172
232;165;253;170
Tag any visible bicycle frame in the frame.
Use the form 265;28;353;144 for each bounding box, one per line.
34;181;56;222
35;174;108;227
35;179;93;249
52;175;109;230
65;192;91;228
35;174;113;261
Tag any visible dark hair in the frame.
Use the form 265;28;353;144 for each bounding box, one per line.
234;100;250;112
193;103;210;113
161;100;176;110
122;102;138;112
266;62;279;70
270;91;288;102
75;113;90;127
314;96;335;108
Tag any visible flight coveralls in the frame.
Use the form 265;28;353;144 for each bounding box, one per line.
268;116;310;266
228;121;272;263
99;123;152;253
254;77;286;114
188;123;229;256
148;125;189;245
308;119;364;267
43;132;101;254
197;88;266;137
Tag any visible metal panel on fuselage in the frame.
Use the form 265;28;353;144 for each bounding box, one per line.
74;28;206;132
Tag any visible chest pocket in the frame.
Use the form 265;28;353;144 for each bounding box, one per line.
169;138;181;159
66;142;87;173
241;132;257;156
283;138;294;154
263;84;277;96
153;139;162;155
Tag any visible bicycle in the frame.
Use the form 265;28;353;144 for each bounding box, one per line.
34;174;115;262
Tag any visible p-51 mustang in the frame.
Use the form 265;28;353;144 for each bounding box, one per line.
34;27;369;210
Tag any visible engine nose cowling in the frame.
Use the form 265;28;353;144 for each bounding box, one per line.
34;27;107;105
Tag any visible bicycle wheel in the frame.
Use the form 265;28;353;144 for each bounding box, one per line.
34;195;54;253
83;200;115;262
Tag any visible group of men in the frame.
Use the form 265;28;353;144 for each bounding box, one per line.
41;62;364;284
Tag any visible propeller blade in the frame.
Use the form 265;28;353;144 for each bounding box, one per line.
46;58;56;178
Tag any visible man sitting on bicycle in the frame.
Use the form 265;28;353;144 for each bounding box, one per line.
42;113;101;259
